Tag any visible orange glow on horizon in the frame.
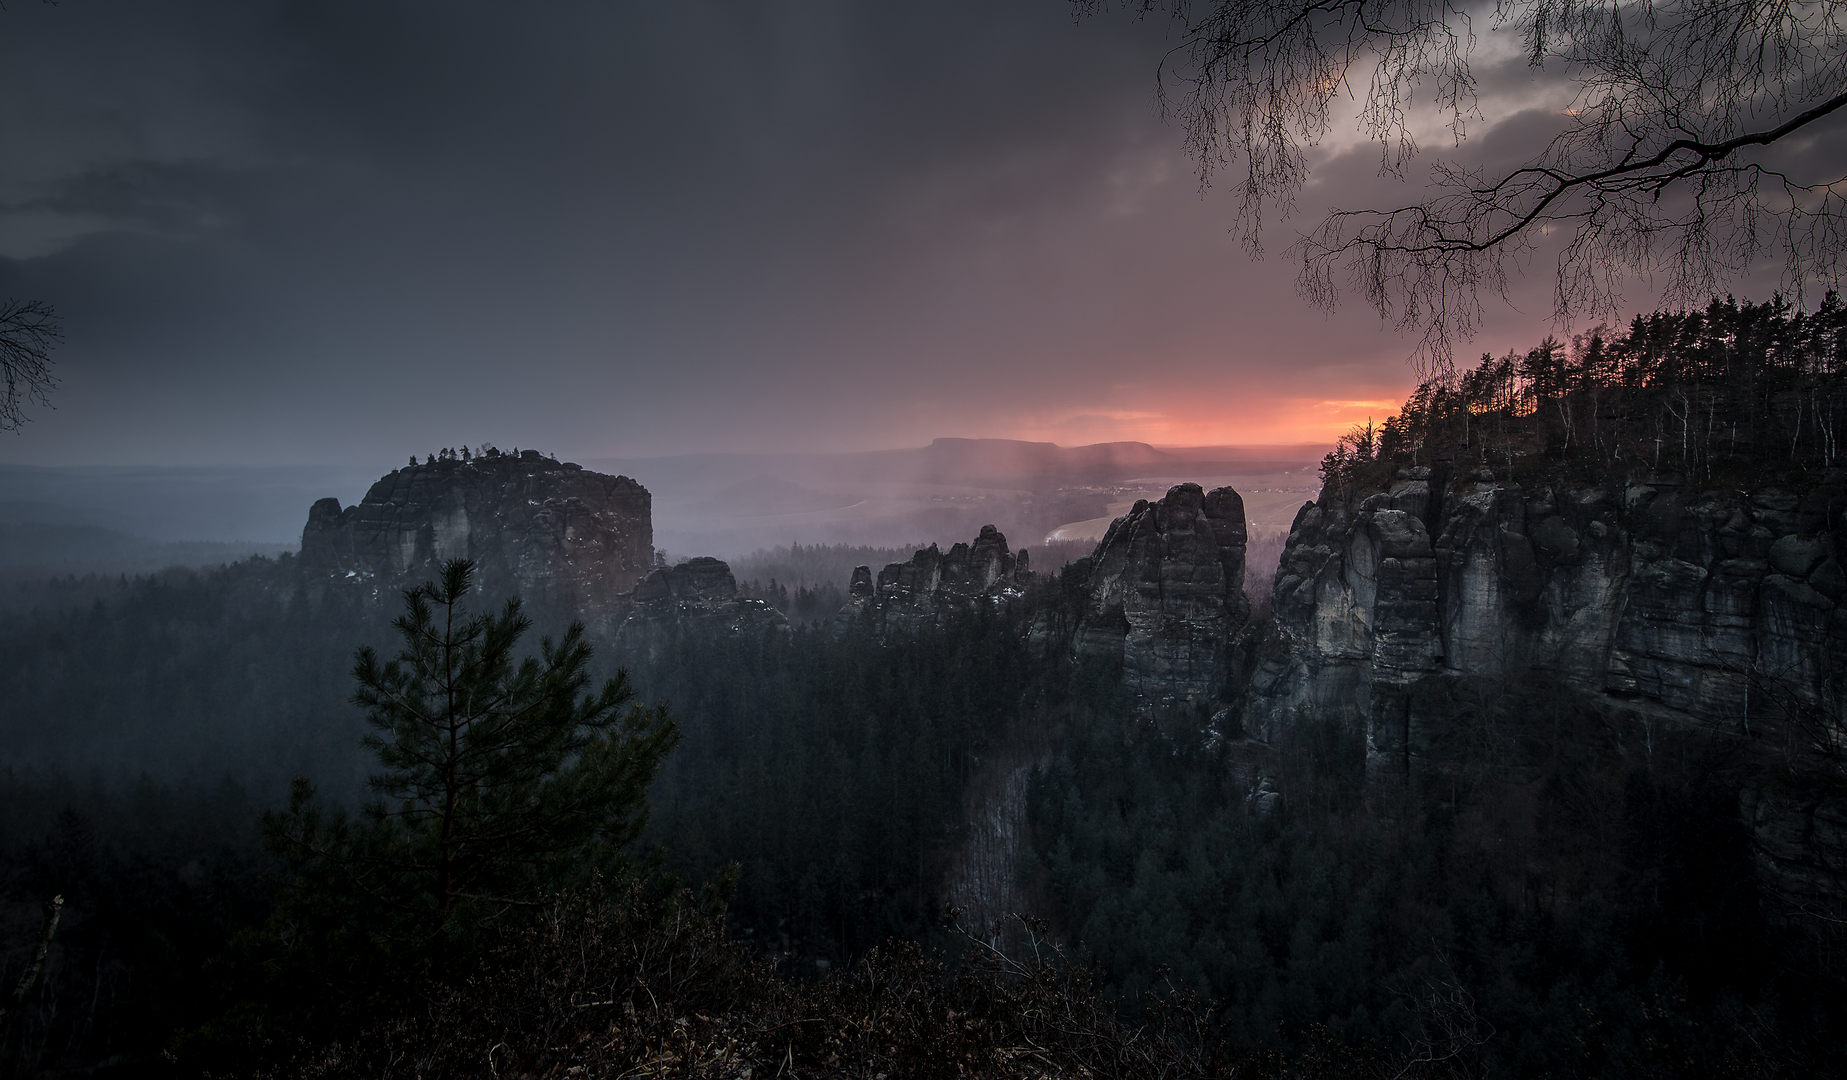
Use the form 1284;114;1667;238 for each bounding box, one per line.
991;391;1413;449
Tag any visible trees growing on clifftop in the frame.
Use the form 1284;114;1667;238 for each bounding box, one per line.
1313;293;1847;485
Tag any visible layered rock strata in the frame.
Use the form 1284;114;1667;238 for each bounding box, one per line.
300;450;652;611
1074;483;1250;711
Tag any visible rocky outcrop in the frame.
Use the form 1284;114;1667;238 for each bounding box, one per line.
1242;466;1846;764
1073;483;1250;712
616;556;788;658
633;556;740;607
839;525;1034;631
1235;462;1847;918
300;450;652;611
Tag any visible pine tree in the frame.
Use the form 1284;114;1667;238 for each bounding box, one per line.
264;558;678;951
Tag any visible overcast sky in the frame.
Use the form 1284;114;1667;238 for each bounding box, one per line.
0;0;1815;467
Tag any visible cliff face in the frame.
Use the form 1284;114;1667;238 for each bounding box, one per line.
841;524;1033;631
1241;466;1845;760
300;451;652;610
1234;462;1847;914
1074;483;1250;711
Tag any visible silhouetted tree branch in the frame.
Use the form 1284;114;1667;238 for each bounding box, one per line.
0;299;61;431
1089;0;1847;368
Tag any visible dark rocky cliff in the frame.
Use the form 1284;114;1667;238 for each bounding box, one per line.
1028;453;1844;922
1239;467;1845;764
300;450;652;611
615;556;788;658
1228;461;1847;917
1071;482;1251;713
839;524;1033;631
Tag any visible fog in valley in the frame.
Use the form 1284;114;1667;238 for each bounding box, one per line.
2;440;1322;600
3;1;1845;1077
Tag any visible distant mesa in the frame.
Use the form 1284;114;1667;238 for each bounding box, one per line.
913;438;1169;478
902;438;1328;486
299;448;652;610
873;438;1193;489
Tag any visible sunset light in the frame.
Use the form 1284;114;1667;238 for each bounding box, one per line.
995;393;1411;449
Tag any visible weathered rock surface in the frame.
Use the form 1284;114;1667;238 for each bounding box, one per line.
1074;483;1250;711
300;450;652;611
1237;463;1847;917
839;524;1033;632
616;556;788;658
1242;467;1846;761
634;556;739;605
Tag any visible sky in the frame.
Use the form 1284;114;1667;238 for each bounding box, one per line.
0;0;1822;467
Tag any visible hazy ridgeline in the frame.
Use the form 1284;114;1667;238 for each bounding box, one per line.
0;521;293;597
0;539;1106;792
728;543;922;591
727;543;915;627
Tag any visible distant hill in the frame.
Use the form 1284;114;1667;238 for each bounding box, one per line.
585;437;1329;493
0;463;383;543
585;438;1330;558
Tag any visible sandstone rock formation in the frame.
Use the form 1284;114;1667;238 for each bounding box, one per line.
1242;466;1845;754
839;524;1033;631
616;556;788;658
300;450;652;611
633;556;740;606
1237;462;1847;917
1073;483;1250;711
1035;461;1843;921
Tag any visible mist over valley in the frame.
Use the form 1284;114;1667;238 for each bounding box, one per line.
3;1;1845;1075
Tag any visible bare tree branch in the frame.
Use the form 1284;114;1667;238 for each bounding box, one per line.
0;299;61;431
1090;0;1847;369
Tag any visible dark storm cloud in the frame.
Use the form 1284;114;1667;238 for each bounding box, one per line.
6;0;1809;468
3;1;1243;463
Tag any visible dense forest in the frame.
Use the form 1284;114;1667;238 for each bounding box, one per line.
3;297;1846;1076
636;606;1037;961
1025;671;1826;1074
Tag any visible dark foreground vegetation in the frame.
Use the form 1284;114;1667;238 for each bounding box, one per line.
4;297;1846;1076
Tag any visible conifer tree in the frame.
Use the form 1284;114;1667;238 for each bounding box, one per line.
264;558;678;951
